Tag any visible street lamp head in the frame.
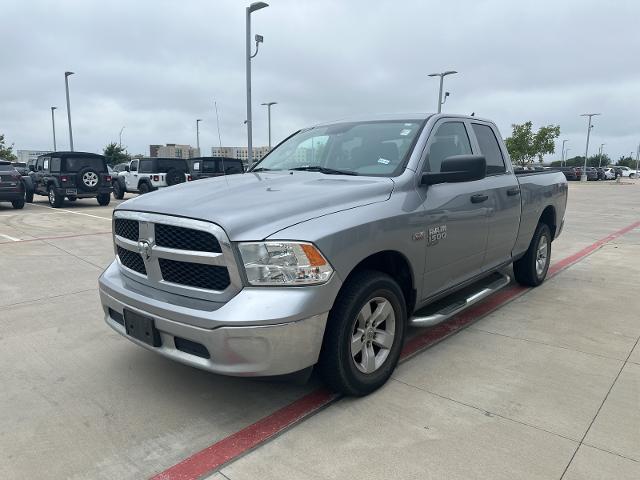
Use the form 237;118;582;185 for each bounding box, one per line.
196;118;203;122
65;71;74;77
261;102;277;106
51;106;57;111
248;2;268;13
443;70;458;76
580;113;601;117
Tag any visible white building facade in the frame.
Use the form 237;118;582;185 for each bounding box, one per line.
16;150;51;164
211;146;270;164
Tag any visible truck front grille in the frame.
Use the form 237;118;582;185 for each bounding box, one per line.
117;246;147;275
114;218;139;241
155;223;221;253
112;212;241;302
159;258;230;290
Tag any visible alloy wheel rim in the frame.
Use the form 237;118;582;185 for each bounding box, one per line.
536;235;548;277
350;296;396;374
49;189;55;204
83;172;98;187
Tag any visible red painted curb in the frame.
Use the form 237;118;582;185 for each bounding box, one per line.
151;219;640;480
151;389;338;480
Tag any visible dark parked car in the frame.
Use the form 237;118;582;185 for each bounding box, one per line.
0;161;26;209
557;166;579;180
585;167;599;181
595;167;606;180
28;152;113;207
189;157;245;180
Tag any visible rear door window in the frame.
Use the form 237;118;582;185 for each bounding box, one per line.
50;158;61;171
202;160;218;173
63;157;107;172
472;124;506;175
157;159;188;173
138;160;151;172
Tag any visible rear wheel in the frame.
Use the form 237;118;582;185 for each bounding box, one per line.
48;186;64;208
25;191;33;203
138;182;151;194
12;197;25;209
317;270;406;396
513;222;551;287
97;193;111;206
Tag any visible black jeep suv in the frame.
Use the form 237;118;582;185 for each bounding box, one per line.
0;161;26;209
28;152;113;207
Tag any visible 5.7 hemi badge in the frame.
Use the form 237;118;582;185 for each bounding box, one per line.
427;224;447;245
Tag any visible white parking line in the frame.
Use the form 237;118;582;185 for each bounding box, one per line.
28;203;112;221
0;233;20;242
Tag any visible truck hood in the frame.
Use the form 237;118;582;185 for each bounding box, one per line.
116;171;394;240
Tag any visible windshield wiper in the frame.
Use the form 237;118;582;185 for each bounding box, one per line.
251;167;273;172
290;166;358;176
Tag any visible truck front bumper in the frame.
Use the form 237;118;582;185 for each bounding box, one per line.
98;261;336;377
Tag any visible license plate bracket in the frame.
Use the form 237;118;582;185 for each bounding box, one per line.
66;188;77;195
124;310;162;347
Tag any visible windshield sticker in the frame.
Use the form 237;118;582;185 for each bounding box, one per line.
400;129;411;136
378;158;390;165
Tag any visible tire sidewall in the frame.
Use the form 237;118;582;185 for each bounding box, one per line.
327;273;406;395
77;167;100;192
113;181;123;199
532;224;551;283
138;182;150;194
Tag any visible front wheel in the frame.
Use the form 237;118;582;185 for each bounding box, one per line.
317;270;406;396
48;186;64;208
12;197;25;209
97;193;111;206
514;222;551;287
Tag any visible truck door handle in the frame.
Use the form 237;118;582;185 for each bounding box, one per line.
507;188;520;196
470;194;489;203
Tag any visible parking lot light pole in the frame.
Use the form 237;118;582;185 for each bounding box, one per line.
635;143;640;177
428;71;457;113
119;126;125;148
561;139;568;166
598;143;605;167
261;102;277;150
246;2;269;170
196;119;202;154
565;148;571;165
50;106;57;151
580;113;600;181
64;71;75;151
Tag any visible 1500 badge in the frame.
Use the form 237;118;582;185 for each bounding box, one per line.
427;224;447;245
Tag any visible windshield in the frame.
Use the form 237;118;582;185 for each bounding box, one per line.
63;157;107;172
251;120;424;176
0;164;15;171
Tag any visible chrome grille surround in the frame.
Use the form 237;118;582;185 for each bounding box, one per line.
112;210;242;302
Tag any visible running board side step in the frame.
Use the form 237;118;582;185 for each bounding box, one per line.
410;272;511;327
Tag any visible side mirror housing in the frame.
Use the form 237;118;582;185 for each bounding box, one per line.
28;165;35;172
125;165;130;172
421;155;486;186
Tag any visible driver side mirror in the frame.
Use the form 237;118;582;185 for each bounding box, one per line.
29;165;35;172
125;165;130;172
421;155;486;185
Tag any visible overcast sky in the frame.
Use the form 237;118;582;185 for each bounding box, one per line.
2;0;639;161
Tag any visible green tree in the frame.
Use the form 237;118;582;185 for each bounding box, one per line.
103;142;130;166
0;133;18;161
505;122;560;167
617;156;636;168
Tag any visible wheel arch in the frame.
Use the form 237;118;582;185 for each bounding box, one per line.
341;250;416;317
539;205;557;240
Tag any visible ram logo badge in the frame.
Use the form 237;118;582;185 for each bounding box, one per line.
428;225;447;245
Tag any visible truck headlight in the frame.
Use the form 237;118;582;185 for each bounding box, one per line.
238;241;333;286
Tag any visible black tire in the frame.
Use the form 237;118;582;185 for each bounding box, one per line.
112;180;125;199
12;197;25;209
25;191;33;203
513;222;551;287
97;193;111;206
317;270;406;396
77;167;100;192
67;196;77;201
165;168;184;186
138;181;151;194
48;185;64;208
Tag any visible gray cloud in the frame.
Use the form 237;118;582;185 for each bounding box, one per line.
2;0;639;161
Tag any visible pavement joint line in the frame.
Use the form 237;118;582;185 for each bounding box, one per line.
558;335;640;480
0;287;96;311
27;202;113;220
391;377;580;444
468;327;635;363
579;442;639;464
150;218;640;480
0;230;112;245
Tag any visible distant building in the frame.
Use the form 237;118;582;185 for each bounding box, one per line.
16;149;51;164
211;146;270;165
150;144;199;159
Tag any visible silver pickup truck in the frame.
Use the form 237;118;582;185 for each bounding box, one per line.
99;114;567;395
